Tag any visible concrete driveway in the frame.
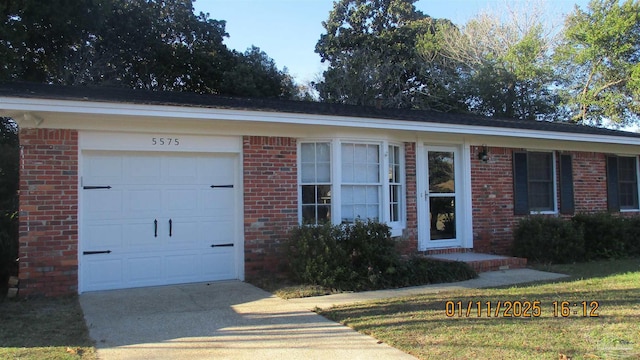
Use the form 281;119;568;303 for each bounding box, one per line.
80;281;416;360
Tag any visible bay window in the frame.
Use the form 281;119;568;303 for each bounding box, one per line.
298;140;405;234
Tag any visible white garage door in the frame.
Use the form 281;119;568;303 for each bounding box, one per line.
80;152;238;292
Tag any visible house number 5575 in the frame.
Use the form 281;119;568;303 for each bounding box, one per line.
151;137;180;146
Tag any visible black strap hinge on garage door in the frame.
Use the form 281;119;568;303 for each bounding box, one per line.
83;250;112;255
210;185;233;188
83;185;112;190
211;243;234;247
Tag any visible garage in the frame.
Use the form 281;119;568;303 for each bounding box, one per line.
80;150;239;292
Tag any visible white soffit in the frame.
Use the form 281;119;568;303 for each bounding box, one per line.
2;96;640;146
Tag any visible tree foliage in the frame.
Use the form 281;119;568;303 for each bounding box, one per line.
0;0;297;98
418;3;558;120
315;0;463;111
555;0;640;125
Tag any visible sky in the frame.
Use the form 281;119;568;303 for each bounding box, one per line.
192;0;592;84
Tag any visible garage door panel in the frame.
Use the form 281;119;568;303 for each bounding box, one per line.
202;190;234;212
165;157;199;184
165;189;199;212
127;256;164;283
83;258;123;291
82;152;239;292
84;155;123;184
202;157;235;184
126;156;162;184
202;250;234;279
84;191;123;219
124;222;159;249
166;219;199;248
84;223;123;250
127;190;162;213
202;220;234;245
165;254;201;281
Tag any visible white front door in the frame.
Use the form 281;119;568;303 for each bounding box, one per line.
80;152;238;292
423;146;463;249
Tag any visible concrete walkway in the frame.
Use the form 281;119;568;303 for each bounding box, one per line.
80;269;567;360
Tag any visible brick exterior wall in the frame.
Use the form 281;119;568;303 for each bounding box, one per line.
242;136;298;280
398;142;418;254
18;128;78;296
470;146;611;255
572;152;608;213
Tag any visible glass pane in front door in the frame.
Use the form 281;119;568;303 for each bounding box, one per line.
428;150;456;240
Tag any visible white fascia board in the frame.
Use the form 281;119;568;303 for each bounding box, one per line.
2;96;640;146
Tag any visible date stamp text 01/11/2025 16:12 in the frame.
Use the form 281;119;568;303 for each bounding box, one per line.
445;300;600;318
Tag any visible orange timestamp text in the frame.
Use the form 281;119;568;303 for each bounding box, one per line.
444;300;600;318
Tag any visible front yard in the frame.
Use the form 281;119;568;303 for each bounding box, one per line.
319;258;640;360
1;258;638;359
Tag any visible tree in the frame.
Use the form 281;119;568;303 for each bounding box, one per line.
315;0;463;111
220;46;297;98
0;0;297;99
421;2;559;120
554;0;640;125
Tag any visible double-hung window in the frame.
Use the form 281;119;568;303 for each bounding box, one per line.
607;155;640;211
298;140;405;234
513;151;557;214
300;142;331;224
341;143;381;223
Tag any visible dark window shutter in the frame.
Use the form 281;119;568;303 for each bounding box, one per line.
606;156;620;212
559;154;575;214
513;152;529;215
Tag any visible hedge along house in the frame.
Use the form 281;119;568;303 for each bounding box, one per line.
2;82;640;296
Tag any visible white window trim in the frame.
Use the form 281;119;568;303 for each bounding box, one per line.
297;139;406;235
386;143;406;236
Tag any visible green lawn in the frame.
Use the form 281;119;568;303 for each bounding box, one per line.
0;296;97;360
319;258;640;360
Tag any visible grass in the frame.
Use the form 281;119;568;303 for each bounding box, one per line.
0;296;97;360
319;258;640;360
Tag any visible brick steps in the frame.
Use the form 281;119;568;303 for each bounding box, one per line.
426;250;527;273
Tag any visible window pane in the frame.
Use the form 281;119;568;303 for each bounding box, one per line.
301;163;315;183
527;152;554;211
620;183;638;209
529;182;553;210
301;185;316;205
301;143;315;162
354;144;367;162
618;157;637;181
301;205;316;224
430;197;455;240
316;143;330;162
528;153;552;181
429;151;455;193
317;163;330;182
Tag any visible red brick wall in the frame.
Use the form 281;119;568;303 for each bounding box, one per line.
18;128;78;296
470;146;517;254
398;142;418;254
470;147;611;255
243;136;298;280
573;152;608;212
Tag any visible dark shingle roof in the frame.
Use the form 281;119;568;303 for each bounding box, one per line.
1;81;639;139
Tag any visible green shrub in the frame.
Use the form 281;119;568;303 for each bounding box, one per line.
285;222;351;288
572;213;627;260
286;219;478;290
399;257;477;286
513;216;585;263
623;217;640;257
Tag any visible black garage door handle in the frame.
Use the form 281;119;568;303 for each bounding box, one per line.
154;219;158;237
169;219;172;237
211;243;234;247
